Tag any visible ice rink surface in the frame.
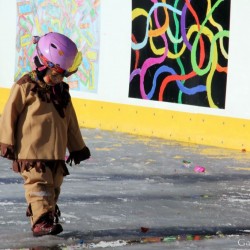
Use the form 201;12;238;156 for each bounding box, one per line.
0;128;250;249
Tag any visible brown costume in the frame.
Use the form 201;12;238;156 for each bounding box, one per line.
0;71;90;226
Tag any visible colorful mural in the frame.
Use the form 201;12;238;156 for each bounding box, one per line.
16;0;100;92
129;0;231;108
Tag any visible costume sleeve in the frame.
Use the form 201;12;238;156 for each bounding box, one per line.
66;102;90;165
0;83;26;159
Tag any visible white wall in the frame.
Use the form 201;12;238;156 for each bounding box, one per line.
1;0;250;120
225;0;250;119
0;0;16;86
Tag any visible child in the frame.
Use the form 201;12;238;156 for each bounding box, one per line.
0;32;91;236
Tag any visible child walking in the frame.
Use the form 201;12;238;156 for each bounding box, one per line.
0;32;90;236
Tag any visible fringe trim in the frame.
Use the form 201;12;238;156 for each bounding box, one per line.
12;160;69;176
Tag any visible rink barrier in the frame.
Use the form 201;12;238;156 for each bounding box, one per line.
1;87;249;151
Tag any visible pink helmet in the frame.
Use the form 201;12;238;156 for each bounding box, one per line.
33;32;81;75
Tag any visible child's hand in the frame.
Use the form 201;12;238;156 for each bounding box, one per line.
66;146;91;166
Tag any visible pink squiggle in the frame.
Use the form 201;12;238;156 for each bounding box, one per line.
139;2;168;99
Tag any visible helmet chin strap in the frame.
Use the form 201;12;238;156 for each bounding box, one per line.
64;69;77;78
38;66;47;71
34;56;47;71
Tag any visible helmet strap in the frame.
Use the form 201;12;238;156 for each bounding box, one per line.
34;55;47;71
35;67;47;81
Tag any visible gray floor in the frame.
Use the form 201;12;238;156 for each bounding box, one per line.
0;128;250;249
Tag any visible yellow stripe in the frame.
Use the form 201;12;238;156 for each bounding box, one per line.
1;87;249;151
227;167;250;171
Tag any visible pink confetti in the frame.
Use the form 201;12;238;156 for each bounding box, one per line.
194;166;206;173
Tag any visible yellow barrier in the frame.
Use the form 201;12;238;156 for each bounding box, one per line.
1;87;249;151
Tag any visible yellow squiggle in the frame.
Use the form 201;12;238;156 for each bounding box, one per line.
207;30;229;108
132;8;148;21
132;8;153;28
149;25;204;59
133;3;183;57
148;3;169;37
132;8;153;52
207;0;228;59
189;25;217;107
148;1;169;55
207;37;218;108
168;25;199;59
148;0;183;56
149;37;165;56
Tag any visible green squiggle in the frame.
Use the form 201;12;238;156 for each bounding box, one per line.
171;0;186;103
191;0;224;76
207;30;229;108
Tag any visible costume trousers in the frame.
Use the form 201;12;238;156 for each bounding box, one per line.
21;164;64;225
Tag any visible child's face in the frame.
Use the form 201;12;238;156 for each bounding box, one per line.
43;68;64;85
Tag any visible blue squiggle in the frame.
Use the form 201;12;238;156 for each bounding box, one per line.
148;65;206;99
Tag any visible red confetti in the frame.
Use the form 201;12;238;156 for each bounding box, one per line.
141;227;149;233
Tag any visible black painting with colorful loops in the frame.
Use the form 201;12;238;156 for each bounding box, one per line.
129;0;231;108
